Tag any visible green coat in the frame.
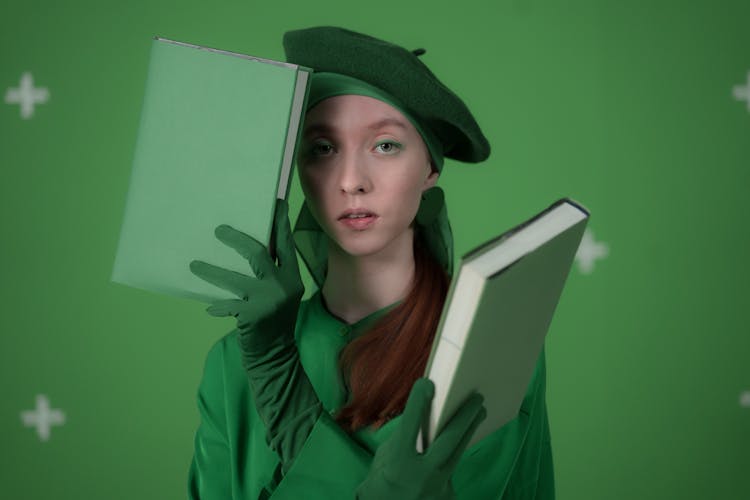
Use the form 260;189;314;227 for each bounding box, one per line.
188;291;555;499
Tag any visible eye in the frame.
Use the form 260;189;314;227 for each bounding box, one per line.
311;141;334;156
374;140;402;155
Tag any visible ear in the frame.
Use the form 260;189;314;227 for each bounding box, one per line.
423;169;439;191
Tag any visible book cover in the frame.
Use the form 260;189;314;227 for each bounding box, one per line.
422;199;589;449
111;38;310;302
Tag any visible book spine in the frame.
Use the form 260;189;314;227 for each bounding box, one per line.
424;267;485;445
277;69;310;200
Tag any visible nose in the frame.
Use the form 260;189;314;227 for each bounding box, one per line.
338;151;372;195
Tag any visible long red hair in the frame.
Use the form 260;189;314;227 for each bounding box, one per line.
336;231;449;432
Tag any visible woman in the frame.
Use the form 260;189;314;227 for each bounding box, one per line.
188;26;554;499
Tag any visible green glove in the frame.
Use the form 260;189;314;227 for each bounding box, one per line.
189;198;322;474
357;378;486;500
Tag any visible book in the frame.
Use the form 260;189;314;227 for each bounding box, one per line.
420;198;589;450
111;37;310;303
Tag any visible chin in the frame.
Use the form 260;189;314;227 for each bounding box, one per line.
332;237;389;259
329;227;413;261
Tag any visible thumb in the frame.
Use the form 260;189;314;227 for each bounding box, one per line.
394;378;434;451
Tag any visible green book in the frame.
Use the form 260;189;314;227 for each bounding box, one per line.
111;38;310;303
421;198;589;450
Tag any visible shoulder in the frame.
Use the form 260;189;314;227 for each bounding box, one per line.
200;292;318;383
202;291;320;376
202;329;241;372
197;330;246;400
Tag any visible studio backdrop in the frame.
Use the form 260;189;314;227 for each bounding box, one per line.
1;0;748;498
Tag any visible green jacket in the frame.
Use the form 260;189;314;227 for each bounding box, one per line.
188;291;555;499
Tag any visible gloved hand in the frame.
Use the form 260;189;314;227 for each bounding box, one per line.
190;198;321;473
357;378;486;500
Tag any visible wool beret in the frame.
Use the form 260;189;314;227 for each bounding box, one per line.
304;71;446;170
283;26;491;164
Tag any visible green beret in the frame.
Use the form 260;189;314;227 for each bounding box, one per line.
305;72;446;171
283;26;491;165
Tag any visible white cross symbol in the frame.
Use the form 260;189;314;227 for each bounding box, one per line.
732;71;750;112
575;228;609;275
4;72;50;119
740;391;750;408
20;394;66;442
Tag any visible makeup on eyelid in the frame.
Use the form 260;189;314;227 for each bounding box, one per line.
298;94;437;259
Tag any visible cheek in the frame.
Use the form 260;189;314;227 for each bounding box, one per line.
299;169;334;228
299;169;325;205
388;176;428;219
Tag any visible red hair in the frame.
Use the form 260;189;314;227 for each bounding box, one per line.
336;232;449;432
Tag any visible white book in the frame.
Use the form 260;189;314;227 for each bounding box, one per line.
421;198;589;450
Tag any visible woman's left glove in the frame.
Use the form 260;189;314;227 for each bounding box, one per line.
356;378;486;500
190;198;322;473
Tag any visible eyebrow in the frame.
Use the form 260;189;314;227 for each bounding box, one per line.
366;117;409;131
303;117;409;137
303;123;334;137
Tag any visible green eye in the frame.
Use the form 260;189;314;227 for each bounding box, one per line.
375;140;402;155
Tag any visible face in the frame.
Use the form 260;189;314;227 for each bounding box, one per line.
297;94;439;260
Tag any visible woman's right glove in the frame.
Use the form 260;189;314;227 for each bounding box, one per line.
356;378;487;500
190;199;321;474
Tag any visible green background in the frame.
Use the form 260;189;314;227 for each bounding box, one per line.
1;0;748;498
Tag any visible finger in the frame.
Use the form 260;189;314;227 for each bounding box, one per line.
205;299;249;317
427;393;485;467
440;404;486;472
214;225;274;279
190;260;265;299
272;199;300;274
206;299;268;331
394;378;435;452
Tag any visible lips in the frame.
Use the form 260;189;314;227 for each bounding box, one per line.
338;208;377;220
338;208;378;230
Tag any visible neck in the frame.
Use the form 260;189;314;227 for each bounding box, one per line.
322;229;415;324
